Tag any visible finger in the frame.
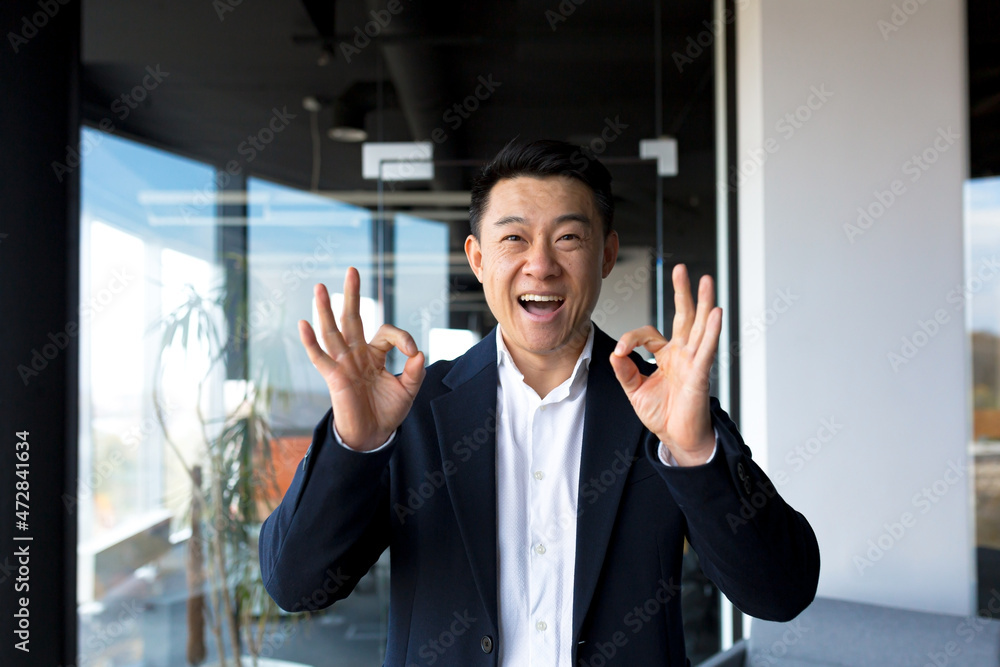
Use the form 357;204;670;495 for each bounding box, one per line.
687;274;716;351
340;267;366;346
298;319;335;374
399;351;426;398
609;351;644;398
692;307;723;379
614;325;668;359
368;324;418;367
313;284;347;356
671;264;695;344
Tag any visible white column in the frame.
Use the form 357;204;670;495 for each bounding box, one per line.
736;0;971;615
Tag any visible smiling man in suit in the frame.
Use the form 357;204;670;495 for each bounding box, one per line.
259;139;820;665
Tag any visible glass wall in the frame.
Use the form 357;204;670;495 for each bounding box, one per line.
966;176;1000;616
77;130;403;665
78;0;725;662
78;127;225;664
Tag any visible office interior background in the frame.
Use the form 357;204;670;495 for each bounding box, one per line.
1;0;1000;665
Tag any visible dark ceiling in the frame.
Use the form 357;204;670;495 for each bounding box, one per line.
81;0;722;261
80;0;1000;277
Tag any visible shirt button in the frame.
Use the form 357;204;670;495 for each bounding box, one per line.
539;405;546;412
534;471;544;480
535;544;546;555
536;621;547;632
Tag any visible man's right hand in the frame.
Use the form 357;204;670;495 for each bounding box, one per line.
298;267;426;452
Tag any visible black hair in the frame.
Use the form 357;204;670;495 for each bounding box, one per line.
468;139;614;239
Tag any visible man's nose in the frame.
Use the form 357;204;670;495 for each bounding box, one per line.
523;241;560;279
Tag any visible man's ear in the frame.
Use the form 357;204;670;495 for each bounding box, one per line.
465;234;484;283
601;230;619;279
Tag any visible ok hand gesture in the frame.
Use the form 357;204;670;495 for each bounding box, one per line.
610;264;721;466
299;268;426;451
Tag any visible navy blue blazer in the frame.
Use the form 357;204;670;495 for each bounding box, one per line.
259;325;820;665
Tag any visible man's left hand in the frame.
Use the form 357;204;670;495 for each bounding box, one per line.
610;263;722;467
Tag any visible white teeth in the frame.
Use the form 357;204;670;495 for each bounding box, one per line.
519;294;564;302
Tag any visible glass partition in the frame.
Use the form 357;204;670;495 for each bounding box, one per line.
78;0;725;660
78;126;224;665
966;176;1000;615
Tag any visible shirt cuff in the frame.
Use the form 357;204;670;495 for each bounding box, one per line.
658;427;719;467
330;419;396;453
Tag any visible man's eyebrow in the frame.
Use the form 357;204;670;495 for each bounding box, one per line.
492;215;525;226
554;213;591;225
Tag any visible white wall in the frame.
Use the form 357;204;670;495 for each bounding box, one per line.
736;0;971;615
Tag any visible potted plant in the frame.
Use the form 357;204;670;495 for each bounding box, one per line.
153;281;302;667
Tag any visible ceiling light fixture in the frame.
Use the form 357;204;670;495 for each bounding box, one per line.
328;98;368;142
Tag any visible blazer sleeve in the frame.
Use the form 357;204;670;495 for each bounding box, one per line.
258;408;394;612
647;397;821;622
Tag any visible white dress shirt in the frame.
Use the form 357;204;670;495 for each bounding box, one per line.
332;323;717;665
494;324;592;665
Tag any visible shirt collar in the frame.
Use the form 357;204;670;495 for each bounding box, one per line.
495;322;595;383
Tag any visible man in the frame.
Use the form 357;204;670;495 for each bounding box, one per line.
259;140;820;665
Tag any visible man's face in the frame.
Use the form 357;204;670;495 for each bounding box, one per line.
465;175;619;363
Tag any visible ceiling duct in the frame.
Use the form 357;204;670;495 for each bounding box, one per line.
362;0;467;189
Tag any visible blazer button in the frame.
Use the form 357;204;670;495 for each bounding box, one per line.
481;635;493;654
737;462;747;481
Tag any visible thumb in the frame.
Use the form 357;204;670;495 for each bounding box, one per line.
609;352;643;398
399;351;426;398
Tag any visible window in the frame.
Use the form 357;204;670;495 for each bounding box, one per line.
78;127;226;664
966;176;1000;615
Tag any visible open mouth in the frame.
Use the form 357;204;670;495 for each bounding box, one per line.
518;293;565;316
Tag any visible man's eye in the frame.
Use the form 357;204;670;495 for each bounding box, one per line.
559;234;580;241
502;234;522;242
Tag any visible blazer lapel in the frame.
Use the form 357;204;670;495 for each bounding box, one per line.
430;328;500;631
572;326;647;642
